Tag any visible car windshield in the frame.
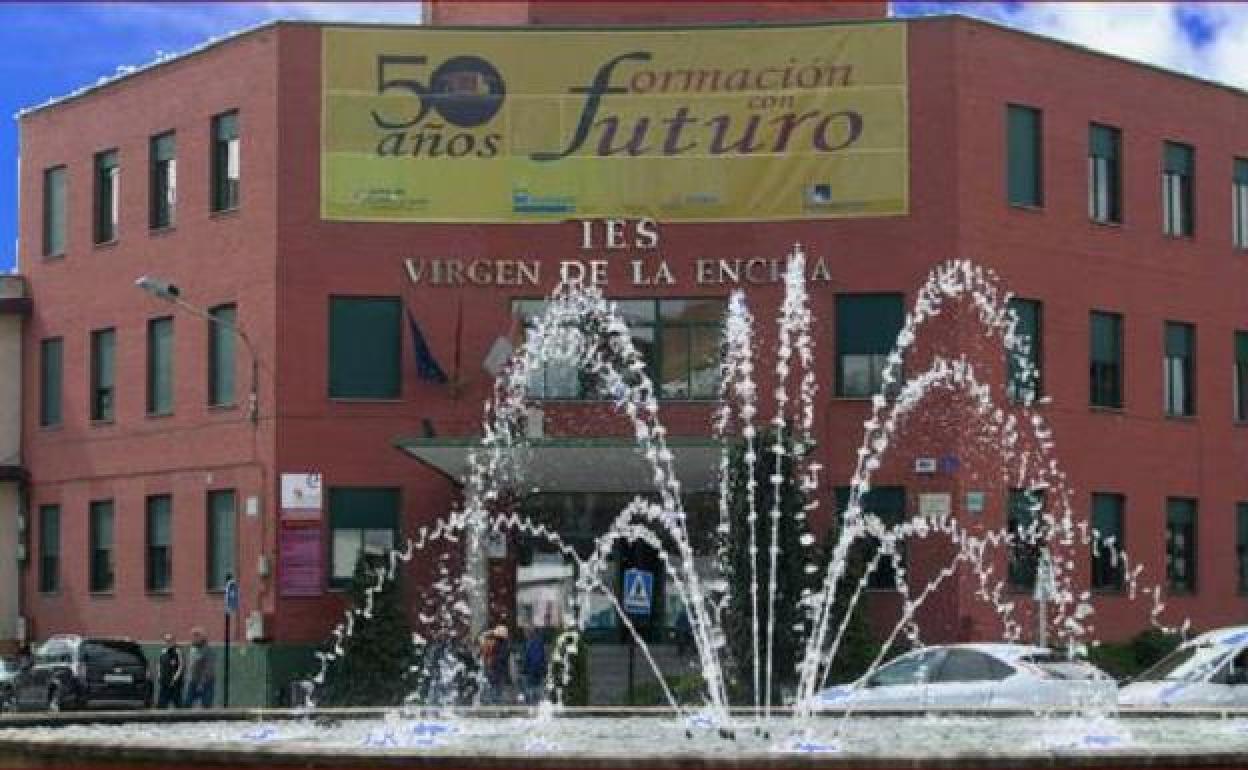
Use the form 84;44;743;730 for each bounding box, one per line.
1135;644;1230;683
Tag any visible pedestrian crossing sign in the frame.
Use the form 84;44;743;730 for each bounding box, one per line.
623;568;653;616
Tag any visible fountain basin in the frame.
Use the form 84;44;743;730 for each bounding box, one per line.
3;709;1248;768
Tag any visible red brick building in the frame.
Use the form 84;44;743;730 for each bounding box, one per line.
14;1;1248;705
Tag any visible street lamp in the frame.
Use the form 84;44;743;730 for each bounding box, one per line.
135;275;260;423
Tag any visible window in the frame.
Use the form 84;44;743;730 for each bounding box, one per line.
1090;311;1123;408
1236;331;1248;422
835;486;906;590
89;328;115;422
1166;498;1197;593
89;500;114;593
206;490;236;591
145;495;172;593
329;487;399;586
94;149;119;243
211;111;240;212
933;649;1014;683
1007;104;1043;207
513;298;723;400
1007;298;1042;402
836;294;905;398
1008;488;1045;590
329;297;401;399
43;166;66;257
1238;503;1248;593
150;132;176;229
1089;124;1121;224
867;648;945;687
1162;141;1194;236
1090;493;1125;591
38;505;59;593
208;304;237;407
1235;159;1248;249
39;337;63;428
147;317;173;415
1163;322;1195;417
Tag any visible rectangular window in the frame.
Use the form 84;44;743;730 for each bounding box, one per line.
146;317;174;415
89;328;115;422
94;149;119;244
149;132;176;229
328;297;402;399
208;304;237;407
38;504;60;594
1238;503;1248;593
1234;159;1248;249
1008;488;1045;590
1166;497;1197;593
88;500;114;593
836;294;905;398
1090;311;1123;408
1164;322;1195;417
211;111;240;212
329;487;399;586
1089;124;1121;224
206;490;236;591
1007;104;1043;207
1090;493;1125;591
43;166;66;257
1236;331;1248;422
1162;141;1194;236
39;337;63;428
835;486;907;590
1007;298;1042;402
145;495;172;593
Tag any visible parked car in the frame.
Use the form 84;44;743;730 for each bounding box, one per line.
1119;625;1248;709
0;657;19;712
12;636;151;712
814;643;1116;711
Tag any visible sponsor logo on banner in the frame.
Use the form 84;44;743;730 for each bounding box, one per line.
281;472;322;522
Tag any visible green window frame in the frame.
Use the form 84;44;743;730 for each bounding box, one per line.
1090;493;1125;591
208;304;237;407
94;149;119;244
149;132;176;230
1007;298;1042;402
43;166;66;257
1166;498;1197;593
90;328;115;422
328;487;399;587
39;337;63;428
1238;503;1248;594
328;297;402;399
1162;141;1194;236
836;294;905;398
88;500;114;594
1090;311;1123;408
1234;159;1248;249
835;486;907;590
211;111;240;212
1236;331;1248;422
1163;322;1195;417
38;504;60;594
146;495;172;594
146;316;174;416
1008;488;1045;590
206;490;236;591
1089;124;1121;224
1007;104;1043;207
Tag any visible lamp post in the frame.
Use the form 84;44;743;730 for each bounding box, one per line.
135;275;259;423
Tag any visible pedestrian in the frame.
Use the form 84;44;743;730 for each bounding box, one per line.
521;626;547;705
184;627;216;708
156;633;184;709
485;624;511;704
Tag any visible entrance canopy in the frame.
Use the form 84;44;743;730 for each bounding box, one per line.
394;436;722;494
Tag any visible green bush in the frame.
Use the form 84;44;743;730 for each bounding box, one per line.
549;631;590;707
1087;628;1182;681
625;672;706;707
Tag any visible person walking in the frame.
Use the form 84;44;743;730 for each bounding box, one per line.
184;627;216;708
485;625;512;704
521;626;547;705
156;633;184;709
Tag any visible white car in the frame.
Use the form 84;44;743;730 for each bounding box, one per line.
1119;625;1248;708
814;643;1116;711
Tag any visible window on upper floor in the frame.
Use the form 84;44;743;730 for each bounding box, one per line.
836;293;905;398
329;487;399;587
90;328;115;422
211;111;240;212
1090;311;1123;409
1166;497;1197;593
1163;321;1195;418
150;132;176;230
206;489;236;592
1090;493;1125;591
1088;124;1121;224
1007;104;1043;207
1162;141;1194;237
94;149;119;244
1006;298;1042;403
1234;158;1248;250
146;495;172;594
835;486;907;590
1235;331;1248;422
39;337;63;428
38;504;60;594
43;166;66;257
208;304;237;407
88;499;115;593
329;297;401;399
1008;488;1046;590
147;317;174;416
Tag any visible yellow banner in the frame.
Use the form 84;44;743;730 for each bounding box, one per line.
322;23;908;222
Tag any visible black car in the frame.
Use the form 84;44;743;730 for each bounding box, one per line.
13;636;151;711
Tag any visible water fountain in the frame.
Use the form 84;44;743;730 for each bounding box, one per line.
2;248;1245;769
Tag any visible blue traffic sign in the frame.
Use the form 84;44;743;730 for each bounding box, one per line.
224;578;240;616
622;568;653;616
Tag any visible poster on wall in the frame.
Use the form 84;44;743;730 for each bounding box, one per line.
321;22;908;222
281;472;322;521
279;526;323;597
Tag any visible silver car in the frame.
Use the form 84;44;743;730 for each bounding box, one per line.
815;643;1116;711
1119;625;1248;708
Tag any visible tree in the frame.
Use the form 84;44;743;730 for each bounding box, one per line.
321;550;418;707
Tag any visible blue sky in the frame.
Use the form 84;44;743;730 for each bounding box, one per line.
1;2;1244;273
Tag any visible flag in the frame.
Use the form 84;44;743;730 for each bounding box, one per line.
407;307;449;384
